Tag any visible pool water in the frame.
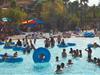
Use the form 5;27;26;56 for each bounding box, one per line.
0;37;100;75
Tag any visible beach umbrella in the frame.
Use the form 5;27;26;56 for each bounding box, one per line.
29;18;44;24
22;19;36;28
36;19;44;24
25;24;36;28
22;19;36;24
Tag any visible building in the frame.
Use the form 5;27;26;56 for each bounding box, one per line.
0;0;10;8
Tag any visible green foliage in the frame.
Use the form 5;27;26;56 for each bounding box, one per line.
0;0;100;31
69;14;80;26
10;0;17;8
7;8;27;21
1;7;27;26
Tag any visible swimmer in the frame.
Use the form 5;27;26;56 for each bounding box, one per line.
97;58;100;66
44;38;50;48
30;40;36;50
93;42;100;47
39;54;45;60
55;65;62;74
69;48;73;54
60;39;66;45
50;37;55;48
60;63;65;70
16;39;22;46
5;40;10;47
13;52;18;58
72;50;77;58
56;56;59;62
57;35;61;44
93;57;97;63
85;48;92;62
2;53;8;61
79;50;82;57
22;38;26;47
76;49;79;57
67;59;73;66
62;49;67;58
8;39;12;43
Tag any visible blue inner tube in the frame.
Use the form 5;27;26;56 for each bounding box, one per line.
84;32;95;37
0;42;4;45
11;42;15;45
13;46;25;51
0;54;13;57
57;44;68;48
3;46;13;49
0;57;23;63
0;54;23;63
87;44;93;48
33;47;51;63
87;44;100;48
67;43;76;46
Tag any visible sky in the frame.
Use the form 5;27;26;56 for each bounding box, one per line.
71;0;100;6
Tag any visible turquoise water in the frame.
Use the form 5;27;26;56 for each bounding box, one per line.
0;37;100;75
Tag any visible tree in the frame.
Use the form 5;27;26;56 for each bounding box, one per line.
10;0;17;8
79;0;88;28
40;0;65;31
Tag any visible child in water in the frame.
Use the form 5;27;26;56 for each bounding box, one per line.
67;59;73;66
13;52;18;58
85;47;92;62
50;37;55;48
55;65;62;74
69;48;73;54
79;50;82;57
60;63;65;70
57;35;61;44
56;56;59;62
30;39;36;50
16;39;22;46
44;38;50;48
60;39;66;45
62;49;67;58
2;53;8;61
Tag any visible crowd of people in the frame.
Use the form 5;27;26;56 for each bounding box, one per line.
2;35;36;61
0;34;100;74
44;35;66;48
55;47;100;74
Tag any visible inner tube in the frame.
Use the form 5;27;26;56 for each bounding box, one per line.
33;47;51;63
0;57;23;63
13;46;25;51
67;43;76;46
57;44;68;48
84;32;95;37
3;46;13;49
87;44;100;48
0;54;13;57
0;42;4;45
11;42;15;45
87;44;93;48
